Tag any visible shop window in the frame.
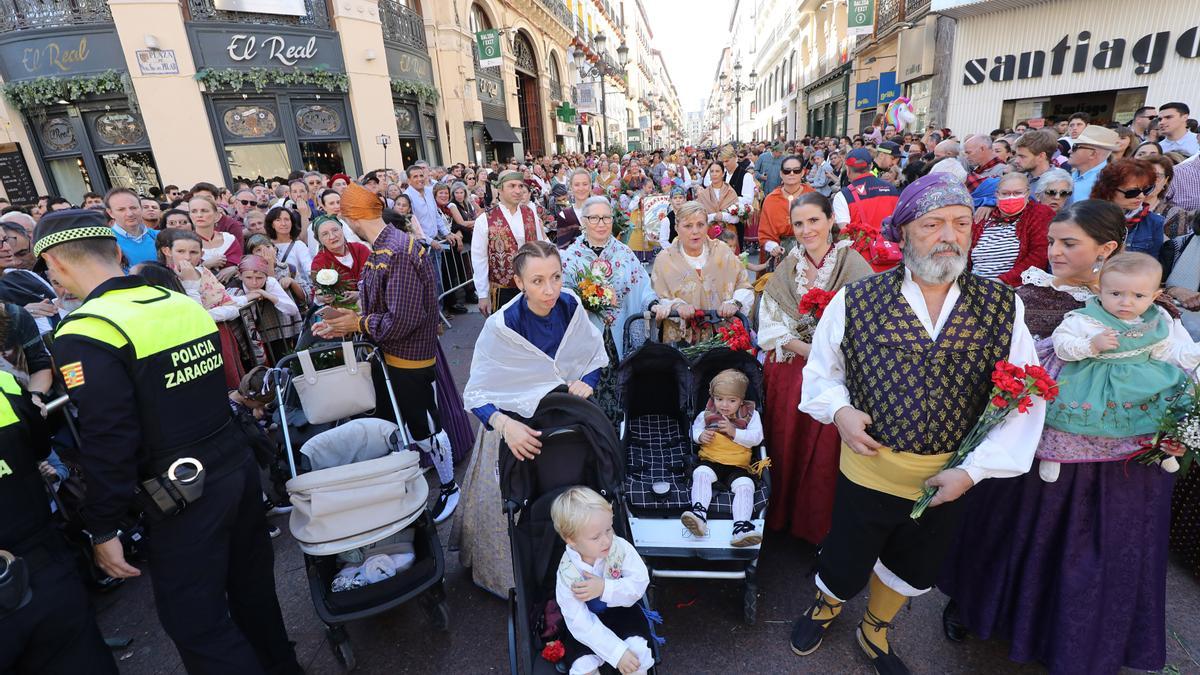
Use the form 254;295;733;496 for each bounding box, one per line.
92;113;146;147
397;137;420;168
100;150;159;194
46;157;92;204
423;114;440;164
223;105;280;140
395;105;418;135
300;140;356;177
295;104;343;137
225;143;290;183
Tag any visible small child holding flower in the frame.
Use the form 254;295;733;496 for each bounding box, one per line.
1039;252;1200;481
552;486;655;675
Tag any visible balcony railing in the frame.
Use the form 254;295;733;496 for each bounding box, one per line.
0;0;112;32
187;0;330;29
379;0;425;51
905;0;930;20
538;0;571;29
876;0;902;34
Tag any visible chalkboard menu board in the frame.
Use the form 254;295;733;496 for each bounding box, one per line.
0;143;38;206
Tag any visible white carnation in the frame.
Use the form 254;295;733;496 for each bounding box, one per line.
315;269;339;286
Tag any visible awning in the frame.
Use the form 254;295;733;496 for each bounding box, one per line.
483;117;519;143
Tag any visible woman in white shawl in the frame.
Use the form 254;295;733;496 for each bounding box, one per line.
451;241;608;597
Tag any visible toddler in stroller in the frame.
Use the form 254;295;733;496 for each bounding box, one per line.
553;486;655;675
680;369;764;547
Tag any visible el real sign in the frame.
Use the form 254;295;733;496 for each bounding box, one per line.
963;27;1200;85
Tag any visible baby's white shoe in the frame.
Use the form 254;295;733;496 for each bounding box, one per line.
1038;460;1061;483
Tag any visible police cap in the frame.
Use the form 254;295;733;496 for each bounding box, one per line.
32;208;115;258
878;141;901;157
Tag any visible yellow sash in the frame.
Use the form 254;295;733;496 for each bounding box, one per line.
838;443;954;501
699;433;751;470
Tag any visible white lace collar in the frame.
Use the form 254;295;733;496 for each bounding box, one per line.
1020;267;1094;301
791;239;851;296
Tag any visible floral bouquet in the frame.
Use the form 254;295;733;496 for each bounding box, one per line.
841;221;903;273
798;287;836;320
680;317;755;358
910;361;1059;520
573;260;618;324
313;267;354;309
610;201;631;239
726;202;752;228
540;640;565;664
1128;375;1199;476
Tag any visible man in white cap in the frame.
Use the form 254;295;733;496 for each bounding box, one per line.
1068;125;1120;204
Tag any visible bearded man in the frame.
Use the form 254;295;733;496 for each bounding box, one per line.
789;172;1046;674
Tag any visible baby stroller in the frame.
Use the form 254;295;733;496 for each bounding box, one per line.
503;391;662;675
269;341;449;671
618;312;770;625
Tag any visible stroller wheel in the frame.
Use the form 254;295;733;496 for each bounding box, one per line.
743;583;759;626
327;626;357;671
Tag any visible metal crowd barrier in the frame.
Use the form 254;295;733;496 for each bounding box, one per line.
437;244;475;328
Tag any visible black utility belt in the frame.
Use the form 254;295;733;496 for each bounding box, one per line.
136;421;247;519
0;539;53;619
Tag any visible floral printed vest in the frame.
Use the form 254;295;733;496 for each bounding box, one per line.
842;267;1014;456
558;540;627;613
487;203;538;289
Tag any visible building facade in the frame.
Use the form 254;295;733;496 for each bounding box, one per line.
936;0;1198;134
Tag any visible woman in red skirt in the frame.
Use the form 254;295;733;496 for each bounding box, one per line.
757;193;872;544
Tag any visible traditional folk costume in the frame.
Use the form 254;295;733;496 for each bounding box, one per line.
650;238;752;345
556;535;656;674
619;177;657;264
695;182;741;253
470;171;548;310
453;291;608;596
757;184;814;263
341;184;459;522
561;234;658;423
794;174;1045;672
757;240;872;544
941;267;1196;673
680;370;765;547
1038;298;1200;481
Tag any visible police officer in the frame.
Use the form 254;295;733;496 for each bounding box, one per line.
0;369;117;674
33;210;300;675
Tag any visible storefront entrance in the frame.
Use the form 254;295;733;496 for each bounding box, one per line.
513;31;544;158
33;101;161;203
209;95;358;184
1001;87;1147;129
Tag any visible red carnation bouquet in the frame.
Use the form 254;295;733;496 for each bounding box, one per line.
910;361;1059;520
680;318;754;358
541;640;565;663
841;221;903;273
798;287;836;320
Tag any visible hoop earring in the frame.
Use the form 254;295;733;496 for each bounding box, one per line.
1091;256;1104;274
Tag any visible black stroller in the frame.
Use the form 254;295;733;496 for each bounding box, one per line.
269;341;449;671
617;313;771;625
503;391;662;675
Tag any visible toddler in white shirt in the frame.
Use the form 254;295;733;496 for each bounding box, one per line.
552;486;656;675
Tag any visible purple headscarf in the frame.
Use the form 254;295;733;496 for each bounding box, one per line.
882;172;974;242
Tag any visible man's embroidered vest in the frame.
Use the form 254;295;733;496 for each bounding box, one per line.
841;267;1015;455
486;204;538;289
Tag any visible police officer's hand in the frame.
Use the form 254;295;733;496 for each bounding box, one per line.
24;299;56;318
833;406;883;456
95;538;141;579
925;468;974;507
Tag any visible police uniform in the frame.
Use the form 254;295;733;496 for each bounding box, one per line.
34;210;300;675
0;369;116;674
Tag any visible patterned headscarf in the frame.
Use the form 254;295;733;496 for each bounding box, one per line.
238;254;271;274
882;172;973;242
340;183;383;221
670;186;686;199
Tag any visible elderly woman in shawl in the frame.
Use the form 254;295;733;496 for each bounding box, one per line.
651;201;753;344
452;241;609;597
562;196;661;422
757;193;873;545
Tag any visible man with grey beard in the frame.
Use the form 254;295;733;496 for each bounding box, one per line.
788;172;1044;674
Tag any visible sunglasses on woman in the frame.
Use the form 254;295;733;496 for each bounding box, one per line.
780;167;804;175
1116;185;1153;199
1041;189;1071;199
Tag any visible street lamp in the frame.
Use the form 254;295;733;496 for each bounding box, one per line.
573;33;628;151
719;60;756;143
